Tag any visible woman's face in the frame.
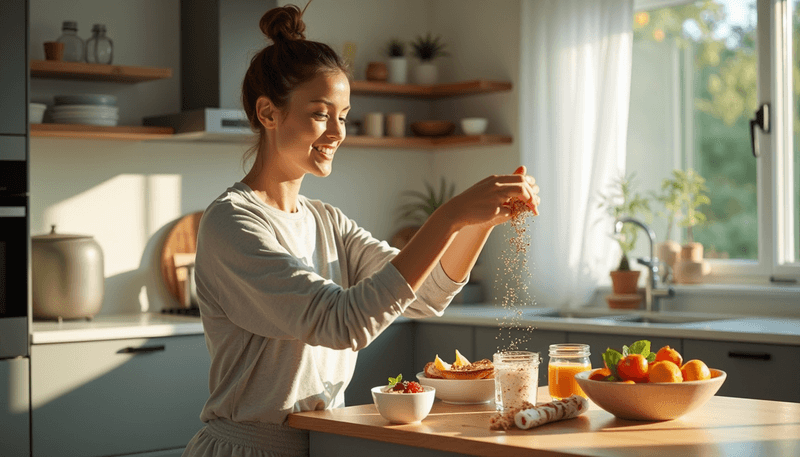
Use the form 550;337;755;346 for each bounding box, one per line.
271;70;350;178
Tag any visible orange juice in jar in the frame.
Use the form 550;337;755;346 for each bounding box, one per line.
548;344;591;400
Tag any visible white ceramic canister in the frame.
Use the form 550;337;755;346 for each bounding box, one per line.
364;112;385;137
386;112;406;137
31;225;104;320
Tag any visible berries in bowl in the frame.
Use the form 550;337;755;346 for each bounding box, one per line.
371;374;435;424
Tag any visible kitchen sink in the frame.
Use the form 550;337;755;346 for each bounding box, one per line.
523;309;725;324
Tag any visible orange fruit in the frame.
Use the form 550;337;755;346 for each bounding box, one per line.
681;359;711;381
655;345;683;367
648;361;683;383
621;380;635;384
588;367;612;381
617;354;649;383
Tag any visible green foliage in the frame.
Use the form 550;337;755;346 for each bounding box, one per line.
597;173;651;270
410;33;449;61
386;39;405;57
654;169;711;243
396;177;455;226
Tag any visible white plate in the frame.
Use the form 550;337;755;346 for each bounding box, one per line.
54;94;117;106
51;118;119;126
416;371;495;404
52;106;118;114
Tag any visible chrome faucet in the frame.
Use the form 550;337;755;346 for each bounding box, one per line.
614;217;675;312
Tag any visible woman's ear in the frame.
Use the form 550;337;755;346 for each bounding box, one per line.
256;96;277;129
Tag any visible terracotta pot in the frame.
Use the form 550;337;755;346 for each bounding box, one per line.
610;269;640;295
606;294;642;310
681;242;704;262
366;61;389;81
674;242;710;284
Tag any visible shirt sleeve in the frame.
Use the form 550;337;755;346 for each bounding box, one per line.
194;202;417;351
326;204;466;319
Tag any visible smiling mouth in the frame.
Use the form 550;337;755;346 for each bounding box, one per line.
313;145;336;159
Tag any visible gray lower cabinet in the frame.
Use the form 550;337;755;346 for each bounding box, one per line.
682;339;800;402
474;326;567;389
346;321;414;406
566;332;681;371
0;357;30;457
31;334;210;457
415;322;477;367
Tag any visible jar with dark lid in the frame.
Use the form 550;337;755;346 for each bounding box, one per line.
31;225;104;320
86;24;113;64
56;21;84;62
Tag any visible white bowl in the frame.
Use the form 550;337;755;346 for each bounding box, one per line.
575;368;727;421
371;385;435;424
460;117;488;135
416;372;495;404
54;94;117;106
29;103;47;124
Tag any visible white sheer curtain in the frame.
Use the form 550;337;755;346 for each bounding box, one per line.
520;0;634;308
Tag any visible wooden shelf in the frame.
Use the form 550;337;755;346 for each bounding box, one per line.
30;60;172;83
343;134;512;149
31;123;174;140
349;79;512;99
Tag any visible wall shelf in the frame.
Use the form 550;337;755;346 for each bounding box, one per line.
30;60;172;83
349;79;512;99
344;134;512;149
31;123;174;140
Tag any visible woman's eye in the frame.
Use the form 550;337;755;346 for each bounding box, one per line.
314;112;328;120
339;118;347;124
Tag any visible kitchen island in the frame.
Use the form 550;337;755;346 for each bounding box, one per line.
288;386;800;457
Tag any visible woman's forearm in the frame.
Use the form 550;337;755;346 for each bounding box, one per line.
440;224;493;283
390;206;460;291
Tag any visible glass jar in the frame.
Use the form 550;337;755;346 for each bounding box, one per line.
493;351;540;411
56;21;84;62
85;24;113;64
548;343;592;400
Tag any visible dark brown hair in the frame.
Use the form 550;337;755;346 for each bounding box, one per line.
241;1;350;168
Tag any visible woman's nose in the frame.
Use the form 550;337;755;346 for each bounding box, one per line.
328;119;345;139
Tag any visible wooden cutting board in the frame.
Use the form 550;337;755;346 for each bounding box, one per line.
160;211;203;307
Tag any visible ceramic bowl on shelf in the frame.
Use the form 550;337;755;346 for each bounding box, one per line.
29;103;47;124
460;117;488;135
574;369;727;421
54;94;117;106
410;121;456;137
416;372;494;404
371;385;435;424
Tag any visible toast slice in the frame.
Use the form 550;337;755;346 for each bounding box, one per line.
436;359;495;380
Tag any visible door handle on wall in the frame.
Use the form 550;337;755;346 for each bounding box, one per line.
749;103;770;158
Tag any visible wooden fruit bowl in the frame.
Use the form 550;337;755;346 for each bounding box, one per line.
410;121;456;137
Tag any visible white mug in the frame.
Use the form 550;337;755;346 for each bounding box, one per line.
386;112;406;137
364;112;384;137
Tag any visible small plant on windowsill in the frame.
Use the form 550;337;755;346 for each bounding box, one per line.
386;39;405;58
597;173;651;302
409;33;449;85
390;177;455;250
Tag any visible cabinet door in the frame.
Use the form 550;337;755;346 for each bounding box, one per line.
475;326;567;389
683;339;800;402
31;335;210;457
414;323;476;369
346;321;414;406
567;332;681;371
0;0;27;135
0;358;30;457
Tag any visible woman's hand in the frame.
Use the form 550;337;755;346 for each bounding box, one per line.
439;165;540;230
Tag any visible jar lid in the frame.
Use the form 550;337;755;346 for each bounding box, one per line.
62;21;78;31
32;225;93;241
548;343;590;357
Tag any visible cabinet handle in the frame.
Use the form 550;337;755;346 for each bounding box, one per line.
727;351;771;361
119;345;166;354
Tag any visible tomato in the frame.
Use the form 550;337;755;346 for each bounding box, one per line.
617;354;649;383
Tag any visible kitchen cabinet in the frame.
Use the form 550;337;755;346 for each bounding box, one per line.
415;322;476;367
30;334;209;457
475;326;567;388
345;321;415;406
566;332;681;371
0;358;30;457
682;339;800;402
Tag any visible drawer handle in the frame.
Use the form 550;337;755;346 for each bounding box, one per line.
119;345;166;354
727;351;771;361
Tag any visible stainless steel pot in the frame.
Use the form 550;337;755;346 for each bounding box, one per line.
31;225;104;320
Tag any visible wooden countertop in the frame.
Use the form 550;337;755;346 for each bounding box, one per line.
288;387;800;457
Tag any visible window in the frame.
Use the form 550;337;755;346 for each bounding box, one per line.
626;0;799;283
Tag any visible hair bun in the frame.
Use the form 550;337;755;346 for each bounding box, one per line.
260;4;307;42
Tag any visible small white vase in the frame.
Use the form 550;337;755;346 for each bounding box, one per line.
388;57;408;84
414;62;438;85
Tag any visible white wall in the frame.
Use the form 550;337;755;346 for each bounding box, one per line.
29;0;522;315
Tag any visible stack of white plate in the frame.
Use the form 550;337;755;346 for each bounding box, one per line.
52;94;119;126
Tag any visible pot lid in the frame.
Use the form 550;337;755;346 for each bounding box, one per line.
32;225;94;241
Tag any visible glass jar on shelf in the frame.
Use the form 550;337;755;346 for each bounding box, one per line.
85;24;113;64
56;21;84;62
548;343;592;400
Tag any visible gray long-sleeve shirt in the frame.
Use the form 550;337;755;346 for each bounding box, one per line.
194;182;465;425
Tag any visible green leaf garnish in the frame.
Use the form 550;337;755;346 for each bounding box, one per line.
602;348;623;379
629;340;651;357
388;374;402;387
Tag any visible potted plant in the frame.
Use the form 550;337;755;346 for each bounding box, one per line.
652;171;684;280
385;38;408;84
663;169;711;283
410;32;449;84
390;177;455;249
597;173;651;307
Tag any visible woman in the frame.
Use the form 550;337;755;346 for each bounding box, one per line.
183;2;540;456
